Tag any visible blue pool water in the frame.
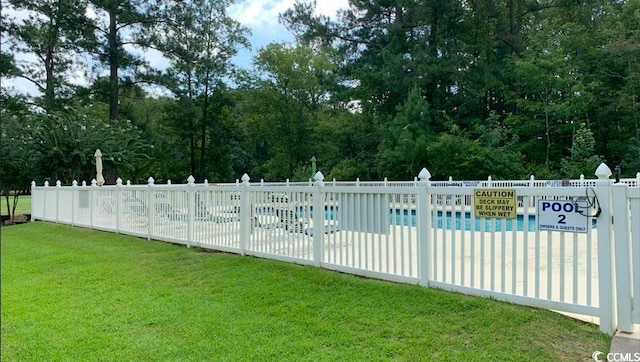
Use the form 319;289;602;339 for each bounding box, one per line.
389;209;596;231
257;206;595;232
392;209;535;232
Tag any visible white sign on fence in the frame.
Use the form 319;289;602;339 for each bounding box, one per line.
537;199;589;233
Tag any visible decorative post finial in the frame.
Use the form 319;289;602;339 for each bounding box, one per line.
595;163;612;180
314;171;325;186
418;168;431;182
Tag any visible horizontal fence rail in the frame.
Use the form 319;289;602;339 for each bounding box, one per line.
30;165;640;335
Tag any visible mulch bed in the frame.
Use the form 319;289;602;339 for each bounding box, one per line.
2;214;31;226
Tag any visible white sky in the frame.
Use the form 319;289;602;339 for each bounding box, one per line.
229;0;348;68
2;0;349;96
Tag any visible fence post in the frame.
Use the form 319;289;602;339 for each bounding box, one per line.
147;177;155;241
313;171;325;267
72;180;78;226
418;167;432;286
594;162;616;335
612;182;633;332
90;179;97;228
30;181;36;222
238;174;251;255
55;180;61;223
187;175;196;248
116;178;122;233
44;181;50;221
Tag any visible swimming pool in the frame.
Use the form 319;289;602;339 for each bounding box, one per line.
393;209;535;231
258;206;595;232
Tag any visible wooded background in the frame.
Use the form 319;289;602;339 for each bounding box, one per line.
2;0;638;191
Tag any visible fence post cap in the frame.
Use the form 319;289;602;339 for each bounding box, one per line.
204;179;208;186
147;177;155;185
595;163;612;179
31;181;36;188
91;179;97;186
187;175;195;185
241;173;250;184
72;180;78;187
418;168;431;181
167;179;172;185
116;178;122;186
314;171;325;186
81;180;87;187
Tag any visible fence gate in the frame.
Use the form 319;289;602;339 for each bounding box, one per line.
612;182;640;332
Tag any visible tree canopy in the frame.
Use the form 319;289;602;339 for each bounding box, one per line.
1;0;638;192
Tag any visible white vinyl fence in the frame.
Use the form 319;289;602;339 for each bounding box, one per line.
31;164;640;335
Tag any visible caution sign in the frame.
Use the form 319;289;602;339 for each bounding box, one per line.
473;189;517;218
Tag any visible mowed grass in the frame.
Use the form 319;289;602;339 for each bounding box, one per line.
1;195;31;216
2;223;610;361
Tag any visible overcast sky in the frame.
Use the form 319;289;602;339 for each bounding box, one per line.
3;0;349;96
230;0;348;69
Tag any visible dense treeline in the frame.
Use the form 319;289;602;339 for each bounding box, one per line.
1;0;639;196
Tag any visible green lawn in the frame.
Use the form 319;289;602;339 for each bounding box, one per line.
1;222;610;361
1;195;31;216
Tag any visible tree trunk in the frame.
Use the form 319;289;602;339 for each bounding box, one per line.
187;76;196;178
190;118;196;177
108;5;119;122
199;71;211;182
44;2;59;113
544;89;552;170
45;46;55;112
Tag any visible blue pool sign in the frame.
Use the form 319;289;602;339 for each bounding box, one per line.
537;200;589;233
